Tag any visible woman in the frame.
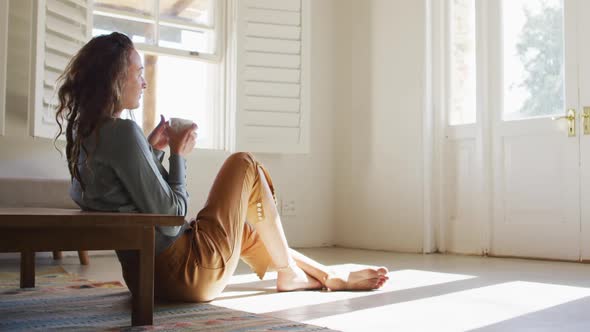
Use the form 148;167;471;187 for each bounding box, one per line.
55;32;389;302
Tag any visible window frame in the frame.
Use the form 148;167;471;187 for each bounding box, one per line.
92;0;227;150
93;0;225;62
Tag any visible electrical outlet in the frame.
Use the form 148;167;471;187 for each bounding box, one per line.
281;199;296;217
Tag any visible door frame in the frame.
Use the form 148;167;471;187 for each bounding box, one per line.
431;0;584;260
429;0;493;255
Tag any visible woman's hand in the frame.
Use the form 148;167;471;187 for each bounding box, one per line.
147;115;169;151
169;123;198;157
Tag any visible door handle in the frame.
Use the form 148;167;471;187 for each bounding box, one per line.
552;109;576;137
582;107;590;135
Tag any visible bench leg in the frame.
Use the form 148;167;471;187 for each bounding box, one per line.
131;226;154;326
52;251;62;260
78;251;90;265
20;251;35;288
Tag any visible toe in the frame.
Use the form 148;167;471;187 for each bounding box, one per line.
363;268;383;279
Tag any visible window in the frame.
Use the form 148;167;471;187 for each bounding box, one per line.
448;0;477;126
92;0;224;149
444;0;565;125
502;0;564;121
28;0;310;153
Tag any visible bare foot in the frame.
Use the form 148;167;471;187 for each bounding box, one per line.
276;265;323;292
324;267;389;291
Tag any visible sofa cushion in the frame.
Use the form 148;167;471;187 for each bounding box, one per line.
0;177;78;209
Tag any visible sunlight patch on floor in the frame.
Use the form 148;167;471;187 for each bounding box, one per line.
212;267;475;314
225;272;270;285
304;281;590;332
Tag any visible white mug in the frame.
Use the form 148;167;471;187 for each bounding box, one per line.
169;117;195;133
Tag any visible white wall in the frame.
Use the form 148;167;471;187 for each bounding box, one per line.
0;0;336;248
334;0;427;252
1;0;430;253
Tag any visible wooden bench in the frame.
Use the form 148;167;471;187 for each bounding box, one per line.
0;208;184;327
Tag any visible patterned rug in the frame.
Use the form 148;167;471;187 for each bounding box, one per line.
0;267;337;331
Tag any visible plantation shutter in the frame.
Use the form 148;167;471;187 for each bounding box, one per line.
233;0;310;153
29;0;92;139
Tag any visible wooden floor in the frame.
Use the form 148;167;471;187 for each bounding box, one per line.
2;247;590;331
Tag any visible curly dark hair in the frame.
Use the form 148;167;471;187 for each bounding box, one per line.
54;32;134;189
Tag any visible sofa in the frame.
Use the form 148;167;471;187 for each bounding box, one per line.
0;177;89;264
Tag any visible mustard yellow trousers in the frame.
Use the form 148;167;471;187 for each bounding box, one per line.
121;152;275;302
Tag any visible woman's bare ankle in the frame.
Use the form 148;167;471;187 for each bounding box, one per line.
276;264;322;292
